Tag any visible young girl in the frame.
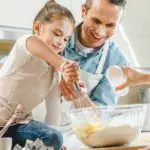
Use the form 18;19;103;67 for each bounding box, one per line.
0;0;78;149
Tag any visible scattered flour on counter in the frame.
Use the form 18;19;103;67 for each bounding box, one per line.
73;122;140;148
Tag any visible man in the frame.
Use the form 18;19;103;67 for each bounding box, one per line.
60;0;129;106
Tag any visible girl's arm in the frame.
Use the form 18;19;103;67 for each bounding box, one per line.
26;36;64;70
26;36;79;83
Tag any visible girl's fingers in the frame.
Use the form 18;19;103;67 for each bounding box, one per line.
63;68;79;74
63;61;79;70
62;74;80;83
63;70;79;76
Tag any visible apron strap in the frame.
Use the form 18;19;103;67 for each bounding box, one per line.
95;41;109;74
0;104;22;137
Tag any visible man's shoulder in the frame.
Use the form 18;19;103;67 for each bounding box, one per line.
107;40;129;66
108;40;126;58
65;23;82;50
108;40;121;52
66;34;75;48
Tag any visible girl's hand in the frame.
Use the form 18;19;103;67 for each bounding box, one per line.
59;60;80;83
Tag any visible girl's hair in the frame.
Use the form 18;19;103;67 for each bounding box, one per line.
33;0;75;26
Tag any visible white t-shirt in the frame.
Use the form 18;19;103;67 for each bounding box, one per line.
0;35;33;77
75;31;99;55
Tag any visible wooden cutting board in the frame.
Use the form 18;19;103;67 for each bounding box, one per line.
75;132;150;150
78;145;148;150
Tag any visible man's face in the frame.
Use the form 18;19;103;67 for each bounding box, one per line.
81;0;123;48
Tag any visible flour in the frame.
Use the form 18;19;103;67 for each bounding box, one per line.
73;123;140;148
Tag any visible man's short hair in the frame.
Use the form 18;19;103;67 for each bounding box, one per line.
85;0;127;10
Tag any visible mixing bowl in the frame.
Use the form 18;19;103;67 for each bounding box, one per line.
69;104;147;148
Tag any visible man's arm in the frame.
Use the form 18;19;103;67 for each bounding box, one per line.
116;67;150;91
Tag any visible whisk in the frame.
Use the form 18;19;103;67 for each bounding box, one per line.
72;82;97;109
72;82;84;109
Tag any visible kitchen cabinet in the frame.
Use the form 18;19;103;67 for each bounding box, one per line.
0;0;82;29
0;0;48;29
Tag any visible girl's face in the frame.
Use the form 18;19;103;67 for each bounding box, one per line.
34;16;74;53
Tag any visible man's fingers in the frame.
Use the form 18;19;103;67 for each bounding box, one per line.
59;80;76;100
122;67;129;74
60;82;73;100
73;99;84;109
116;81;129;91
61;81;76;98
61;146;67;150
79;80;86;88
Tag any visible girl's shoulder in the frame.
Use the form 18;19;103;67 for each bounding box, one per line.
16;34;34;47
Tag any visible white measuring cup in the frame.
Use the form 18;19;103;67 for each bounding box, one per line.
106;65;129;96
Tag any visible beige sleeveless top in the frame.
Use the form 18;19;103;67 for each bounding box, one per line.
0;35;59;126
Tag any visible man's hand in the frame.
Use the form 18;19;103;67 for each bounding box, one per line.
60;79;96;108
59;79;86;101
72;93;96;108
116;67;150;91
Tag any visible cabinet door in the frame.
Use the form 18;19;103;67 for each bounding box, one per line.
0;0;83;28
0;0;47;28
